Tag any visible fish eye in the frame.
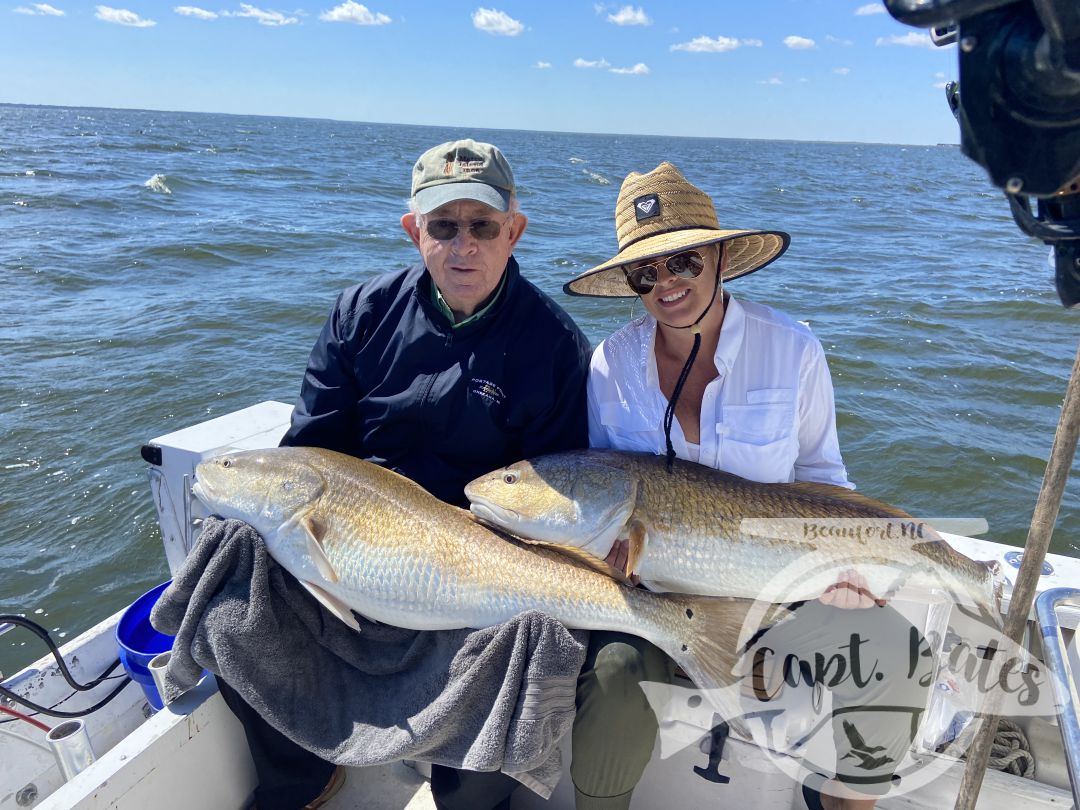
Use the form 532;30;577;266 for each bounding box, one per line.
222;458;233;468
503;472;519;484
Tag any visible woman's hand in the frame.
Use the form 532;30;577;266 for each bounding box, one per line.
819;568;886;609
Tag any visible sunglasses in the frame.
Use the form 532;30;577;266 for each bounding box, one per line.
425;217;506;241
623;249;706;295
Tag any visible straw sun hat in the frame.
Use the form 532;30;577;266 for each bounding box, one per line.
564;162;791;298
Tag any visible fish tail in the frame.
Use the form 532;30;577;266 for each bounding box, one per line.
648;595;767;727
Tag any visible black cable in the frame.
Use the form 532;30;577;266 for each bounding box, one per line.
0;662;128;725
0;677;132;719
0;614;135;719
0;614;118;692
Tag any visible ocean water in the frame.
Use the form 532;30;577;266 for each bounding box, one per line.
1;104;1076;674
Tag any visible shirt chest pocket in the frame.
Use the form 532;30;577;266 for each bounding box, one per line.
718;389;796;483
598;400;663;455
720;388;795;444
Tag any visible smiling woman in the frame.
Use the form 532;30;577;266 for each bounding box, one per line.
558;160;893;809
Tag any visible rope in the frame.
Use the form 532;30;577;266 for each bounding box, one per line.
663;326;701;471
660;260;723;472
941;718;1036;779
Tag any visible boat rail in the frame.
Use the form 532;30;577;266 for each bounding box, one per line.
1035;586;1080;807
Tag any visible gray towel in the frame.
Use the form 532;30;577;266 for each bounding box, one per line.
150;517;587;797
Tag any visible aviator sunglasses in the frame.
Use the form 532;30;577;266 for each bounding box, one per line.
623;249;706;295
425;217;507;241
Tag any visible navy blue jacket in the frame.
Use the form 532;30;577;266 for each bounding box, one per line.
282;258;591;506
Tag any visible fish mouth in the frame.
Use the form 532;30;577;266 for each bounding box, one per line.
469;501;519;528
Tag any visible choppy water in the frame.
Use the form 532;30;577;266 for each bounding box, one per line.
1;103;1077;674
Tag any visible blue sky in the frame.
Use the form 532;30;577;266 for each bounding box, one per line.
6;1;960;144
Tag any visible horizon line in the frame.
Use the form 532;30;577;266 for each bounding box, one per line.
0;100;961;150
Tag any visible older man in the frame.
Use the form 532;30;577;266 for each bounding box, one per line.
219;139;592;810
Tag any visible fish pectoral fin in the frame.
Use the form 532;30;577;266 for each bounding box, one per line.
301;514;339;584
299;580;363;632
625;519;648;578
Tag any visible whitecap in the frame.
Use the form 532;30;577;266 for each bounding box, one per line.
569;157;586;164
144;174;172;194
582;169;610;185
25;170;36;176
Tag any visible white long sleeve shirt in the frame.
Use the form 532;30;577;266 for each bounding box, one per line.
587;295;852;488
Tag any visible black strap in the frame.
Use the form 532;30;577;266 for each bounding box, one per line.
660;266;723;472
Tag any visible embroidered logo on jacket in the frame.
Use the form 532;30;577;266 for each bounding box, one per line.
471;378;506;406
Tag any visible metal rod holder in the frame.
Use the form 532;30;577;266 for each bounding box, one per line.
149;650;173;707
1035;587;1080;808
45;719;96;781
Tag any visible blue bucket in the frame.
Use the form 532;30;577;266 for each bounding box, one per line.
115;580;174;711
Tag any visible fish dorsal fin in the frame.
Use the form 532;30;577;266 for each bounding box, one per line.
512;535;633;586
785;482;915;519
301;514;339;584
298;580;362;632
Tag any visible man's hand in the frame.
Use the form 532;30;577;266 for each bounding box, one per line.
819;568;886;609
604;539;641;586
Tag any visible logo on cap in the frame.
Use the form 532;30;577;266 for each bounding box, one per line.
635;194;660;221
443;158;486;178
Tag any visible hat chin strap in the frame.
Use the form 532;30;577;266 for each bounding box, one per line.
660;267;722;472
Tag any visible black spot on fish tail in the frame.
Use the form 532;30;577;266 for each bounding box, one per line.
686;608;694;619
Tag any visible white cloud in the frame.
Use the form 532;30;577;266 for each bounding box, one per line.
876;31;936;48
610;62;649;75
535;60;552;68
833;66;851;75
574;57;611;69
320;2;390;24
784;35;815;49
14;3;64;15
607;5;650;26
759;77;783;85
826;34;853;46
855;3;886;14
226;4;299;25
934;80;949;89
671;35;741;53
174;6;218;19
472;7;523;36
95;6;156;26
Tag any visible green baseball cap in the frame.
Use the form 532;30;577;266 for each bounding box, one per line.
411;139;515;214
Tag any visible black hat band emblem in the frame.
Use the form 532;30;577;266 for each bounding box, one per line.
634;193;660;221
